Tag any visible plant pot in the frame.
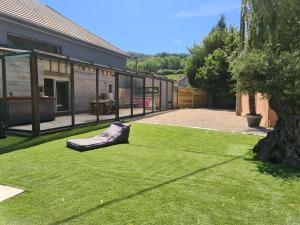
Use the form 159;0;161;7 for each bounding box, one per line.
246;114;262;127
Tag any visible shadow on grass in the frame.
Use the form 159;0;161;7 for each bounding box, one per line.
256;161;300;180
182;149;248;158
246;155;300;180
0;123;111;155
50;154;247;225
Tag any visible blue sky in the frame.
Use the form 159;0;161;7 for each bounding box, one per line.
40;0;241;54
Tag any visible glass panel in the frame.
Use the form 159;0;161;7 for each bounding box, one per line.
168;81;173;109
132;76;144;116
74;64;97;125
145;77;153;113
0;60;2;98
4;54;33;131
154;78;160;112
0;60;3;124
161;80;167;110
98;69;116;121
39;57;72;130
119;74;131;118
173;85;178;109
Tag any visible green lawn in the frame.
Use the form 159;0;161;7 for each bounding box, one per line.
166;74;182;81
0;123;299;225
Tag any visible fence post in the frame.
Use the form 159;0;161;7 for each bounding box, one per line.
159;80;162;111
143;77;146;115
166;81;168;110
96;68;100;122
30;53;40;136
176;86;179;109
152;78;155;112
130;76;133;117
70;62;75;126
115;72;119;121
171;81;174;109
1;58;8;126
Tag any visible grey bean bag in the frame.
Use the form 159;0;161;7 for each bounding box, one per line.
67;122;130;151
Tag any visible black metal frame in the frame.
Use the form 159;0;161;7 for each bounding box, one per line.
0;50;175;136
1;58;8;126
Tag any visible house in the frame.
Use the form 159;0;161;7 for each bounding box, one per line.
0;0;175;135
177;75;190;88
0;0;128;116
0;0;128;68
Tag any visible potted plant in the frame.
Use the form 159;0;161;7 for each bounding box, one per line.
0;122;7;139
246;93;262;127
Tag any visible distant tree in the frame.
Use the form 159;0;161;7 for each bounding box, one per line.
230;0;300;167
214;15;226;31
127;52;187;74
185;16;239;106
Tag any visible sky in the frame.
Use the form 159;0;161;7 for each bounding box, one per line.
40;0;241;54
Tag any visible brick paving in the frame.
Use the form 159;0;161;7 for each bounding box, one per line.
136;109;271;136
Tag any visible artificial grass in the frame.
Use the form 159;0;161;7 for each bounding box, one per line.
0;123;299;225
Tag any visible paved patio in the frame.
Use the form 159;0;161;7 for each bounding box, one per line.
9;108;144;131
136;109;271;136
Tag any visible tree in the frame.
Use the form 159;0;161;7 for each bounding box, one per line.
230;0;300;167
185;16;239;107
127;52;187;74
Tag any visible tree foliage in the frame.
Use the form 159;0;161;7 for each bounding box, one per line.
231;0;300;102
185;17;239;97
230;0;300;167
127;52;187;75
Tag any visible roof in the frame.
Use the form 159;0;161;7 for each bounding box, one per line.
0;0;128;57
177;75;190;87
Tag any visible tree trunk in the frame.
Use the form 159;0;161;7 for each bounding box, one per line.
253;96;300;168
248;94;256;115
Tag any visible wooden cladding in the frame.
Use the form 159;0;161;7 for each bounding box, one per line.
178;87;207;108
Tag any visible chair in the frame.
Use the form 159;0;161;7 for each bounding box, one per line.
107;100;116;114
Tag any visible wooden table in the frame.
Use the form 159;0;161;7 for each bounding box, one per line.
90;100;114;115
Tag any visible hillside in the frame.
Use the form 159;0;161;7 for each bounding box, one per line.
127;52;187;76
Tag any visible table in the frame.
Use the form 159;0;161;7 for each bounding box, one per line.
90;100;114;115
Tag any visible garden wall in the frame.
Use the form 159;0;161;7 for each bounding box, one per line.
240;93;278;127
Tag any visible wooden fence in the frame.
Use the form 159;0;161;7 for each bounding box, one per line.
178;87;207;108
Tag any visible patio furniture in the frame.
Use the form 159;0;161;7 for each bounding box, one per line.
107;100;116;114
90;99;115;115
67;122;130;151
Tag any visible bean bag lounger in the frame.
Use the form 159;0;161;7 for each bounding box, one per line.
67;122;130;152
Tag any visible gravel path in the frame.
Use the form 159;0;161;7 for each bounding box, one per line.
136;109;271;136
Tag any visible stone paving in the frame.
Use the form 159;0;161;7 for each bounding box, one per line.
136;109;271;136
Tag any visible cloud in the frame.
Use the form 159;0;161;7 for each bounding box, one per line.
171;38;183;45
174;0;240;18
